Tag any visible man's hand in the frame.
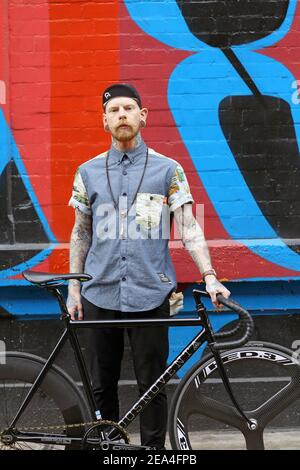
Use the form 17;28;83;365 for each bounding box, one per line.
67;284;84;320
169;291;184;316
205;275;231;309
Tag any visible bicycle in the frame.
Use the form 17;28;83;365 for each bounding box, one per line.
0;270;299;450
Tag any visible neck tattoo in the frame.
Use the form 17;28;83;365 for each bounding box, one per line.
112;133;142;152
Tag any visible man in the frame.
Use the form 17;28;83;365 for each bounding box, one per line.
67;83;230;449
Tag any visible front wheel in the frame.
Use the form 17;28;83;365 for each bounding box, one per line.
0;352;91;450
168;342;300;450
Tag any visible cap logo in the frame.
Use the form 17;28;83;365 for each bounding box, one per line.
102;84;142;109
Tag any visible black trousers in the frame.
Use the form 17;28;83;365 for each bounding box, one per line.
81;295;170;449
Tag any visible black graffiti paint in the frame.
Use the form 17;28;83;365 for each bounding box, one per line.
176;0;299;249
219;95;300;253
0;160;50;271
176;0;289;48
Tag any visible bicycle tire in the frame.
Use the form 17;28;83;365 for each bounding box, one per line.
168;341;300;450
0;351;91;450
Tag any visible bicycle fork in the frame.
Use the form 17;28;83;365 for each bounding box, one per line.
194;292;261;447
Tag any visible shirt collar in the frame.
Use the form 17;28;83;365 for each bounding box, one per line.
109;139;147;164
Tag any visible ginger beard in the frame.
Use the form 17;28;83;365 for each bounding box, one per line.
103;96;147;147
113;122;140;142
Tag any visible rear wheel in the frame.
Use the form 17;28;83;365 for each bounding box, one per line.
169;342;300;450
0;352;91;450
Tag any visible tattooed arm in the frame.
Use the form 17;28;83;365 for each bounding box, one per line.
174;203;230;307
67;208;92;320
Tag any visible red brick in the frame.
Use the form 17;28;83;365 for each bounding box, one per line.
10;36;35;52
82;3;118;19
34;35;51;52
11;20;49;36
10;52;48;67
49;3;85;21
10;4;49;20
11;113;50;130
10;67;50;83
11;82;50;99
50;19;98;36
51;96;86;112
11;128;50;145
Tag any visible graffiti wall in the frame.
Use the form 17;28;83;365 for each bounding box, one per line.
1;0;300;295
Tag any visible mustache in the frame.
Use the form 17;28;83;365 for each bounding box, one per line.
117;123;131;129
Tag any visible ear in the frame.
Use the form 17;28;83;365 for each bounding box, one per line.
140;107;148;128
103;113;110;132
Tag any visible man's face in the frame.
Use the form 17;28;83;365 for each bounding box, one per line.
103;97;148;143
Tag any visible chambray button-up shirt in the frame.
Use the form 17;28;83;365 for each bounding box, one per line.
69;139;194;312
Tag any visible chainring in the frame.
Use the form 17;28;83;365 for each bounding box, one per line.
81;420;130;450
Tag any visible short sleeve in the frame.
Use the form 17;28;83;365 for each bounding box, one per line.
68;167;91;215
168;164;194;212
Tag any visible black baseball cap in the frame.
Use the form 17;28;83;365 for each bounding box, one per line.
102;83;142;109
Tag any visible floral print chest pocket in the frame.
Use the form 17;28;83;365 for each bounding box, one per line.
135;193;165;229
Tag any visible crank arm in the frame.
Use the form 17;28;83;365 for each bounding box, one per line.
100;440;154;451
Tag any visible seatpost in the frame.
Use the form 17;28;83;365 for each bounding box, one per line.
46;286;70;321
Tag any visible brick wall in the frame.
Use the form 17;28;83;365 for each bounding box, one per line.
1;0;300;287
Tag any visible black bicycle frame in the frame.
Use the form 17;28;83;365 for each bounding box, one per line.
76;318;209;434
8;287;214;445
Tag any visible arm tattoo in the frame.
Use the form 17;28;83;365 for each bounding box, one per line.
69;208;92;287
174;204;212;274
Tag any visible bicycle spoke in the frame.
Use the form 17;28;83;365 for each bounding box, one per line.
243;430;265;450
16;441;34;451
0;353;89;450
252;376;300;427
179;387;245;429
169;344;300;450
3;381;8;427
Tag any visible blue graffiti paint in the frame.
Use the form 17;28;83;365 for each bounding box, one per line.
169;50;300;270
168;280;300;377
0;285;62;318
0;109;56;280
3;281;299;378
124;1;297;52
123;0;300;272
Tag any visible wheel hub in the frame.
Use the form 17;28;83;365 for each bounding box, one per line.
0;430;16;447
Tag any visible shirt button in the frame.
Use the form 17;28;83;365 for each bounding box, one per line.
122;257;126;261
122;277;126;281
123;170;127;175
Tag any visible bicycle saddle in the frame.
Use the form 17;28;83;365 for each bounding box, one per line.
22;270;92;286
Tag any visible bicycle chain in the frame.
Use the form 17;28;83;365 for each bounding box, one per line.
1;419;130;444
